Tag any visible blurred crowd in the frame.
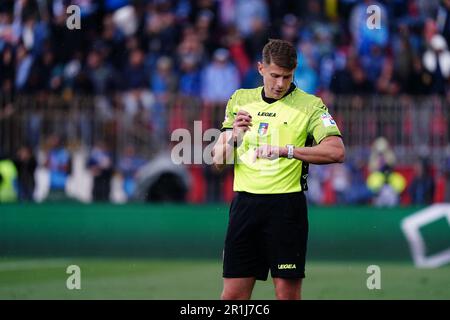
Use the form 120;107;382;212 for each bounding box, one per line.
2;0;450;101
2;134;450;205
308;137;450;206
2;0;450;204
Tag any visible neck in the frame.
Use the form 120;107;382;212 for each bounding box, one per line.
261;83;296;104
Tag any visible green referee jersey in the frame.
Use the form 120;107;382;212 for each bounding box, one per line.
221;84;342;194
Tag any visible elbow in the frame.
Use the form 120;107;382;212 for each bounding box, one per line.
212;153;225;171
211;150;220;167
333;146;346;163
212;159;225;172
212;158;220;170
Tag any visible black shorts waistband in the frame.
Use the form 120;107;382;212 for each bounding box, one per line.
236;191;304;199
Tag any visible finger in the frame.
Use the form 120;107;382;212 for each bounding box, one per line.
237;123;252;130
270;146;276;158
266;145;275;159
236;121;252;132
236;116;252;124
243;117;253;125
261;145;269;158
252;148;258;162
267;146;272;158
237;110;251;118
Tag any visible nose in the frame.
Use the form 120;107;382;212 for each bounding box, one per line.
276;77;284;88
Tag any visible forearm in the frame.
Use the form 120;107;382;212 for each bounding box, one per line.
212;132;235;171
280;137;345;164
212;110;253;170
293;145;344;164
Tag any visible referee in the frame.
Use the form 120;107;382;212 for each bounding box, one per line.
212;39;345;300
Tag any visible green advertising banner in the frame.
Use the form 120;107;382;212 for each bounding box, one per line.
1;203;449;262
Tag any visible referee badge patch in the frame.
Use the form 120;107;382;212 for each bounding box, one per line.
258;122;269;136
321;113;336;127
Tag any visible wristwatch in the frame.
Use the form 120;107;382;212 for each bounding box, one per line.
286;144;295;159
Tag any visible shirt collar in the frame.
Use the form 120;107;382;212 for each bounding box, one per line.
261;83;296;104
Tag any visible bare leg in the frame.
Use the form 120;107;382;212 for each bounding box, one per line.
273;278;302;300
221;277;256;300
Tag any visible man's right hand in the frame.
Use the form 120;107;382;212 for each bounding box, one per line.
212;110;252;170
232;110;252;145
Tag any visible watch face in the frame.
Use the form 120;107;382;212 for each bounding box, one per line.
287;145;294;158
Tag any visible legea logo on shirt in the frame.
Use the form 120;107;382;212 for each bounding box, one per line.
257;112;276;117
321;113;336;127
258;123;269;136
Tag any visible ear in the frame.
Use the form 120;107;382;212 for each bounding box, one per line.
257;62;264;76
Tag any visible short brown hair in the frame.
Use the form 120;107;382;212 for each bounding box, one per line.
262;39;297;70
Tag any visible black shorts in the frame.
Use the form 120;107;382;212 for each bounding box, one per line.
223;191;308;281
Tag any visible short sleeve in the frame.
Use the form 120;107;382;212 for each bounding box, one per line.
307;98;342;144
221;91;238;131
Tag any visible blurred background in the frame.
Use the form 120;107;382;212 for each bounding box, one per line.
1;0;450;299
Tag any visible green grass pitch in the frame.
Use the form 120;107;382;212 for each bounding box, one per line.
0;258;449;299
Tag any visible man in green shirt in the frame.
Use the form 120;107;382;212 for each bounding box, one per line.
212;39;345;300
0;154;18;203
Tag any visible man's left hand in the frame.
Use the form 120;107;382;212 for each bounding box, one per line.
254;145;286;161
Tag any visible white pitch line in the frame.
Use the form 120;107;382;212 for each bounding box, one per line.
0;259;73;272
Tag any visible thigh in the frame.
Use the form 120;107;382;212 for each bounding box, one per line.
223;193;269;280
266;192;309;279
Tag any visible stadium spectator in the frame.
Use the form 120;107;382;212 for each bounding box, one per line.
349;0;389;56
0;151;17;202
243;15;269;62
409;157;435;205
329;53;356;94
436;0;450;46
118;145;146;200
361;44;386;83
87;140;114;202
15;44;34;92
234;0;269;38
330;53;373;94
294;38;320;94
201;48;240;104
376;57;401;95
121;48;155;117
329;163;351;205
151;55;178;104
13;144;37;202
241;60;264;89
367;164;406;207
112;5;138;43
444;155;450;202
392;23;426;94
178;54;202;97
44;134;71;201
0;45;15;95
368;137;396;173
195;9;217;54
280;14;300;44
177;24;207;70
86;48;117;96
26;47;55;93
222;25;251;78
422;33;450;94
345;156;373;205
